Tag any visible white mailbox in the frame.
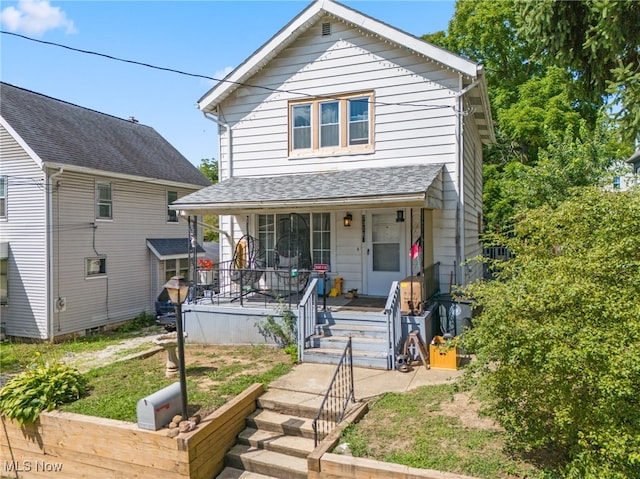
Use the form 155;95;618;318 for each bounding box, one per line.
136;382;182;430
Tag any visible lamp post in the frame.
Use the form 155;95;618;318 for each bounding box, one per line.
163;275;189;421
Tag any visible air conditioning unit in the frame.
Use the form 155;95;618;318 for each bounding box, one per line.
54;297;66;313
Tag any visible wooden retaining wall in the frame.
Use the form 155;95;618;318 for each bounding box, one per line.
0;383;264;479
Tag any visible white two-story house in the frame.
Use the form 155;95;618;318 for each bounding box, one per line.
0;82;210;340
174;0;494;302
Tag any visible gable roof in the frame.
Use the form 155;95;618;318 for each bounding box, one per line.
198;0;494;144
172;163;443;215
0;82;210;188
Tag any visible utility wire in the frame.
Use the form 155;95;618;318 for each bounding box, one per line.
1;30;458;112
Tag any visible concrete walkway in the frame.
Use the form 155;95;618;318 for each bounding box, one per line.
270;361;464;401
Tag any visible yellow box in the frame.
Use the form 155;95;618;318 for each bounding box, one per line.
429;338;459;370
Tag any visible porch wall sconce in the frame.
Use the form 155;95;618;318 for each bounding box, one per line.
343;213;353;227
396;210;405;223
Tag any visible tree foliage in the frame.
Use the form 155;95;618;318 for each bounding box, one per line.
198;158;219;242
518;0;640;142
462;187;640;477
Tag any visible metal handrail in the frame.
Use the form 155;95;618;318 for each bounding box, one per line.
312;337;355;447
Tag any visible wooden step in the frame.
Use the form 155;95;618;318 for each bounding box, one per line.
246;409;316;440
237;427;315;458
216;467;278;479
257;389;323;419
225;444;307;479
303;347;389;370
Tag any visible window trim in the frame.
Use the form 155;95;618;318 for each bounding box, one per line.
0;175;7;220
95;181;112;220
167;190;179;223
288;91;374;157
86;257;107;278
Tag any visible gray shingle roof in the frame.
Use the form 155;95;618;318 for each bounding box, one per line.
173;163;443;212
0;82;210;187
147;238;205;259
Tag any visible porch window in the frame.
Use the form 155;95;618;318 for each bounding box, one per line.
86;257;107;277
96;181;112;219
164;258;189;281
289;91;373;155
167;190;178;222
258;213;331;268
0;176;6;219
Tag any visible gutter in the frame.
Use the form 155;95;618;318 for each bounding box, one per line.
203;112;231;180
47;167;63;340
454;77;481;287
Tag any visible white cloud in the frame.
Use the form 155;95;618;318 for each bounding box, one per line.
0;0;76;36
214;66;234;82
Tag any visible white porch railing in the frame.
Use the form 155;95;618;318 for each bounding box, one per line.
384;281;402;370
297;278;318;363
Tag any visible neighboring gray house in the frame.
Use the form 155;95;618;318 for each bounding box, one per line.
0;82;210;340
628;149;640;175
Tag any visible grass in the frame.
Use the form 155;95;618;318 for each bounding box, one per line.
339;383;546;479
59;344;292;422
0;318;160;374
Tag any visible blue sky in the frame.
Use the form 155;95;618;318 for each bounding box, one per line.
1;0;455;168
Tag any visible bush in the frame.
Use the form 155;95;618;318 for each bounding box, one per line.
0;353;87;424
257;299;298;362
463;187;640;478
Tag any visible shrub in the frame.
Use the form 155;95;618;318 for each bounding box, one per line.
463;187;640;478
257;298;298;362
0;353;87;424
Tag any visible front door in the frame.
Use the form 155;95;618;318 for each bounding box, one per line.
365;210;406;296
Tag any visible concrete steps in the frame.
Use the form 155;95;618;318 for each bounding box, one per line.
303;311;392;369
216;385;329;479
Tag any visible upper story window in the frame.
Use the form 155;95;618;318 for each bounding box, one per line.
289;92;373;156
0;176;7;219
167;190;178;222
96;181;112;219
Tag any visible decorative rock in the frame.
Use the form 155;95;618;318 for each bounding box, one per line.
189;414;201;425
179;420;197;433
168;421;178;429
172;415;183;425
166;428;180;438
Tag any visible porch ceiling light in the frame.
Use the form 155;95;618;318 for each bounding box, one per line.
343;213;353;227
396;210;405;223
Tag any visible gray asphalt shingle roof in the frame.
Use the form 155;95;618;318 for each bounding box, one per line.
0;82;210;187
147;238;204;259
173;163;443;212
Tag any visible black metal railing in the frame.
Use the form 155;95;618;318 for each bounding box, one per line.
312;337;355;447
193;260;318;308
422;261;440;301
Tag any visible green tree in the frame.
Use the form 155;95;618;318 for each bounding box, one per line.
462;187;640;478
198;158;219;242
518;0;640;142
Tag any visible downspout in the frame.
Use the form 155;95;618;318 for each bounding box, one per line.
454;77;481;289
47;167;63;340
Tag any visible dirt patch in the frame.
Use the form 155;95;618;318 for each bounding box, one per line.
438;391;503;431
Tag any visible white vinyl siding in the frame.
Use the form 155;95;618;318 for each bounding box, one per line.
0;125;48;338
217;14;458;178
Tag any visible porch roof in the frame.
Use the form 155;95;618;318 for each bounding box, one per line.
147;238;204;260
172;164;444;215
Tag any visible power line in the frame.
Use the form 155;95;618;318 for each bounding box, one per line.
1;30;459;112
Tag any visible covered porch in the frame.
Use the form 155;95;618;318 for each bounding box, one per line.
172;164;455;369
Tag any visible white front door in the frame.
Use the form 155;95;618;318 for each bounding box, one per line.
365;210;406;296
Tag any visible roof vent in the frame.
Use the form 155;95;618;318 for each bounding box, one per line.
321;22;331;36
128;116;139;123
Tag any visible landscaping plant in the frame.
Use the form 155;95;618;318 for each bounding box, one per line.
462;187;640;478
256;298;298;362
0;352;87;424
